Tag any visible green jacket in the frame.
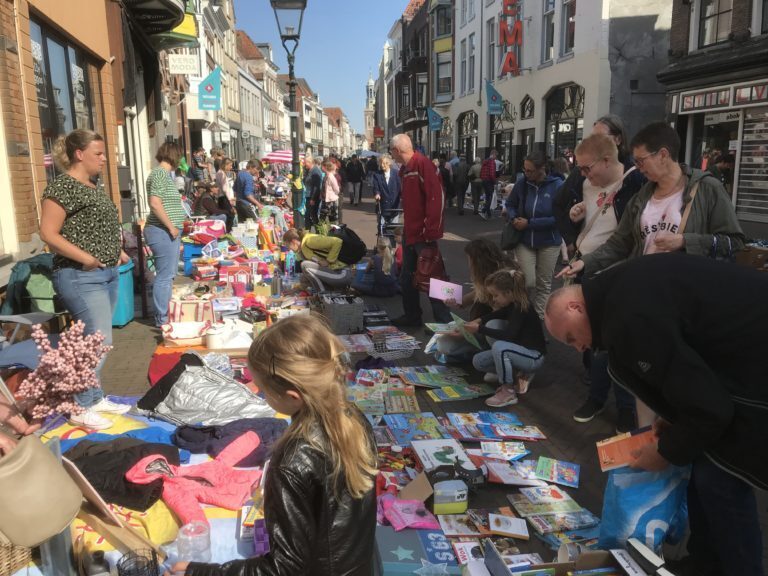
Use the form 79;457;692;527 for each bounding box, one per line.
583;167;744;275
300;233;346;270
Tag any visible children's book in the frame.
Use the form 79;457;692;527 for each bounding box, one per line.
427;383;496;402
375;526;462;575
425;322;458;334
466;507;516;536
373;426;397;448
536;525;601;551
480;441;530;462
488;513;529;540
438;514;483;537
430;278;464;302
519;485;573;505
384;385;420;413
338;334;373;353
447;411;523;428
526;509;600;535
411;438;477;472
450;312;482;349
442;420;500;442
355;369;388;387
451;540;484;565
481;460;548;487
534;456;580;488
507;493;583;518
595;426;655;472
493;425;547;441
346;386;385;415
382;412;448;447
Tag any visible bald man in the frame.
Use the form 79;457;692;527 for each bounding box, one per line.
389;134;451;326
545;252;766;576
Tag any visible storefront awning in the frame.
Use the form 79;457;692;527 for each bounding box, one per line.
123;0;185;35
150;11;199;50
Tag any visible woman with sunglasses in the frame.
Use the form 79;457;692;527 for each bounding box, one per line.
559;122;744;281
503;151;565;319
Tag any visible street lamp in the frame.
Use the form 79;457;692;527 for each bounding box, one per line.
271;0;307;229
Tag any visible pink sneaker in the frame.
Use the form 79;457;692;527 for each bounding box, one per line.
515;373;535;395
484;387;518;407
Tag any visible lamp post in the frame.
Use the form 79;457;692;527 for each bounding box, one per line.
271;0;307;229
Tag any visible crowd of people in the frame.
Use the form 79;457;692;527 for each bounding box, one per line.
4;110;764;576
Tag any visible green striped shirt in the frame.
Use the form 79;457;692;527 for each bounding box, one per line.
146;167;187;229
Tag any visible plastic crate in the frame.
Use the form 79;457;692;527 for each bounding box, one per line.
112;261;135;327
183;243;204;276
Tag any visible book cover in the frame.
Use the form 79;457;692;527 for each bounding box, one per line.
507;493;583;517
382;412;448;447
447;411;522;428
451;540;483;565
482;460;548;487
438;514;482;537
384;386;420;413
427;383;496;402
467;507;515;536
373;426;397;448
489;514;529;540
450;312;483;349
527;509;600;535
375;525;461;574
536;525;600;551
443;422;500;442
493;425;547;441
425;322;458;334
534;456;581;488
430;278;464;302
411;438;477;472
480;441;530;461
519;484;573;505
596;427;655;472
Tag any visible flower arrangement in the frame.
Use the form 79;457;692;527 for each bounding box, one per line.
17;321;111;418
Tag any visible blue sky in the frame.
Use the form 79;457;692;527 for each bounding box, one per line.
233;0;409;134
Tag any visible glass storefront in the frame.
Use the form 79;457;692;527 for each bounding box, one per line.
30;20;96;182
545;83;584;160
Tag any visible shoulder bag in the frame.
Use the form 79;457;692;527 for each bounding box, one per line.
501;186;527;251
413;244;448;293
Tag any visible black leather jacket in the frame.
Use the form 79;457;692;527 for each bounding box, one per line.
186;418;376;576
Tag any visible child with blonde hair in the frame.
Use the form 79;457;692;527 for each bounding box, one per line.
168;314;378;575
351;237;401;297
462;269;546;407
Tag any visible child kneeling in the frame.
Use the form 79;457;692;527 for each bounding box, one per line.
462;269;546;407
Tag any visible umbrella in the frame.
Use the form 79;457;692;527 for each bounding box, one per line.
263;150;305;164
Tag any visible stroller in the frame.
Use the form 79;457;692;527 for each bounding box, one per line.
375;200;402;247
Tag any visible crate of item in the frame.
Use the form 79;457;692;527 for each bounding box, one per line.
312;293;364;334
735;244;768;272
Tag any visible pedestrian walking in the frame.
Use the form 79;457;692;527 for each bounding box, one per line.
453;155;470;215
345;154;365;205
480;150;499;219
468;157;483;215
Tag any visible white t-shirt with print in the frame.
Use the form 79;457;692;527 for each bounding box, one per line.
641;191;683;255
576;180;619;256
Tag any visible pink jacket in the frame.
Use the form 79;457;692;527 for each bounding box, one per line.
324;171;340;202
125;431;262;525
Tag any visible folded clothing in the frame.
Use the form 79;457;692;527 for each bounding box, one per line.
60;427;191;463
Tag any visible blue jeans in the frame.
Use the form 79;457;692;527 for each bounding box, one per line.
53;266;119;408
589;350;636;411
482;180;495;216
473;340;544;386
144;225;181;326
436;334;481;364
687;456;763;575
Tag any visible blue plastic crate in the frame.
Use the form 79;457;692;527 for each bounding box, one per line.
183;243;204;276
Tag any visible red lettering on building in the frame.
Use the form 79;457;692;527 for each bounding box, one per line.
502;0;518;17
499;15;522;76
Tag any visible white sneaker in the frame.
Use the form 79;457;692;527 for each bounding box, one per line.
483;373;499;383
484;387;518;407
90;398;132;414
69;409;114;431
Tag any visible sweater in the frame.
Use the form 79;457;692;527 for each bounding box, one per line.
477;302;546;355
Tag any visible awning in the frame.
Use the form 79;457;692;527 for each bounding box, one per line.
123;0;185;35
150;10;199;50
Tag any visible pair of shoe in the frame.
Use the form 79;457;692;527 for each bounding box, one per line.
514;372;534;395
485;386;518;407
69;398;132;431
573;398;636;433
391;315;422;328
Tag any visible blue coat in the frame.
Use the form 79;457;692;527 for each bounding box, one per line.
372;169;401;211
505;173;564;248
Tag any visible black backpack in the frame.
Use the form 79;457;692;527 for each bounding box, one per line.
330;225;368;265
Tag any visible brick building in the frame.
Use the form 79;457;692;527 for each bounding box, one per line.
659;0;768;238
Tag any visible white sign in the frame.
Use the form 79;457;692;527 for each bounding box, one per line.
168;54;200;76
729;139;739;151
241;130;251;139
704;110;741;126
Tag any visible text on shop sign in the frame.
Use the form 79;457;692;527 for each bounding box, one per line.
499;0;522;76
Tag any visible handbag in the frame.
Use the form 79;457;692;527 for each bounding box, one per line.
0;430;82;547
413;244;448;293
500;185;527;250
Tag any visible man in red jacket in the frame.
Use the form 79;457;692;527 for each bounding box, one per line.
389;134;452;326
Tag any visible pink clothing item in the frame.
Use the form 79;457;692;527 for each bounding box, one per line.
125;431;262;525
324;171;340;202
640;190;683;255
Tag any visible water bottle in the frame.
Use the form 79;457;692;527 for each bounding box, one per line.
270;274;282;297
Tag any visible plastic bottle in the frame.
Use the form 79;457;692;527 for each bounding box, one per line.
84;550;110;576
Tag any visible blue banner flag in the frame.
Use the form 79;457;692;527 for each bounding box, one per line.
427;107;444;132
487;81;503;115
199;67;222;111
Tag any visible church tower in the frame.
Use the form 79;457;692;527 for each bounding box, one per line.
364;72;376;147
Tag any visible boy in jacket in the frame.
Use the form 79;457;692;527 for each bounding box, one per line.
545;253;767;576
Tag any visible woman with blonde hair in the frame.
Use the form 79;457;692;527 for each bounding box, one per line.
169;315;377;576
39;129;131;429
351;237;400;297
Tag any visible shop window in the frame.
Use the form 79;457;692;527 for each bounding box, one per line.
542;0;555;62
460;39;467;95
468;33;476;92
30;20;96;183
698;0;732;48
545;83;584;159
561;0;576;55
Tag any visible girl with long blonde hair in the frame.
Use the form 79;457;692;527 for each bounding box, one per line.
462;269;546;408
169;314;378;576
351;237;401;297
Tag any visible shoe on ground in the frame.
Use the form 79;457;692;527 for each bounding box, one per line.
91;397;132;414
391;315;422;328
483;373;499;384
573;398;605;423
485;387;518;407
69;409;113;431
515;373;535;395
480;212;489;220
616;407;637;434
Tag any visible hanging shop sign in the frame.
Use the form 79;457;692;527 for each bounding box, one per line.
123;0;185;35
427;107;444;132
499;0;522;76
168;54;199;75
198;67;222;111
487;82;503;115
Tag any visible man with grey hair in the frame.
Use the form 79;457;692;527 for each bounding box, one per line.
389;134;451;326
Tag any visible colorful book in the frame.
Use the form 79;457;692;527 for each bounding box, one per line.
355;368;388;387
450;312;482;349
411;438;477;472
447;411;523;427
467;507;516;536
426;383;496;402
519;485;573;505
480;441;530;462
595;427;655;472
526;509;600;535
438;514;483;537
338;334;372;353
534;456;580;488
375;526;461;574
382;412;448;447
451;540;483;565
507;493;583;518
384;386;420;413
493;425;547;441
481;460;548;487
425;322;458;333
488;513;529;540
536;525;601;551
372;426;397;448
